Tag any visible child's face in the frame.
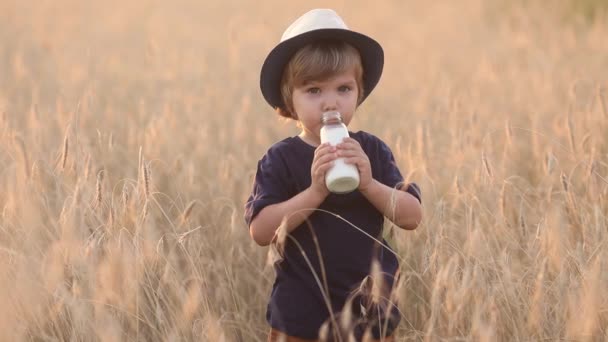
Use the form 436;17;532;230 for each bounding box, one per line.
291;67;359;145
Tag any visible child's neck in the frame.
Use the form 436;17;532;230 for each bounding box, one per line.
298;132;320;147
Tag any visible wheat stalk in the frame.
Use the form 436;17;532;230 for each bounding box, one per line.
61;128;69;170
566;112;576;153
13;135;29;178
83;153;91;180
142;161;150;199
95;169;104;208
181;200;197;225
122;183;130;212
482;151;493;180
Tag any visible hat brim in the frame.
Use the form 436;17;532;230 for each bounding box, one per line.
260;28;384;110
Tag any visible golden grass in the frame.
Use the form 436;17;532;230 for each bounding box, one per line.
0;0;607;340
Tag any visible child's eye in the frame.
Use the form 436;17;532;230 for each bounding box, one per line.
338;85;352;92
307;87;321;94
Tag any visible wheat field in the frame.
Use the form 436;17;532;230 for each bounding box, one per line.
0;0;607;341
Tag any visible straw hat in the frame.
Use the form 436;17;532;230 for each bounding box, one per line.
260;9;384;110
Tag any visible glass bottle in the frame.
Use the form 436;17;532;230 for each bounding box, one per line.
320;111;360;194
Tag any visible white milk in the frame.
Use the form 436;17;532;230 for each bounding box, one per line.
320;112;360;194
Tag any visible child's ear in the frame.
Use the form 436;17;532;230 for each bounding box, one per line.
276;107;297;119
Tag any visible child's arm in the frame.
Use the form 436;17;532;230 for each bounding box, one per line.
249;143;337;246
249;188;326;246
337;138;422;230
359;180;422;230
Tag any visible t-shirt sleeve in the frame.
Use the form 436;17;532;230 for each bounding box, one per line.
376;138;422;204
404;182;422;203
244;148;292;226
376;139;404;190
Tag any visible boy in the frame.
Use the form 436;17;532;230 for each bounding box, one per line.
245;9;422;341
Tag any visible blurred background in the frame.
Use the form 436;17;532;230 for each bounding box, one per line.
0;0;607;341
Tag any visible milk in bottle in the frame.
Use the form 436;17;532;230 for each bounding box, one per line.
320;111;360;194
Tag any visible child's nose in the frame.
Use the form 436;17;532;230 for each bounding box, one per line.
322;94;338;112
323;104;337;112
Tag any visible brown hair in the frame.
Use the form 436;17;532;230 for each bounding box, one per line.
277;40;364;119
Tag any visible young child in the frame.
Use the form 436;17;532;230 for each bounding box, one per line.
245;9;422;342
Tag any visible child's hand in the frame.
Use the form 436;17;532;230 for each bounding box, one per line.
310;143;337;198
337;138;372;191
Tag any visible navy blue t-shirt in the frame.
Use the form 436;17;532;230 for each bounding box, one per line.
244;131;421;339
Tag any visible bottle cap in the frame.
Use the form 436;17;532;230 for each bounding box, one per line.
322;111;342;124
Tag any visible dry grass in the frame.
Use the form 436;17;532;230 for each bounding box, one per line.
0;0;607;341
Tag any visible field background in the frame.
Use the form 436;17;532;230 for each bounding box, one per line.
1;0;607;341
